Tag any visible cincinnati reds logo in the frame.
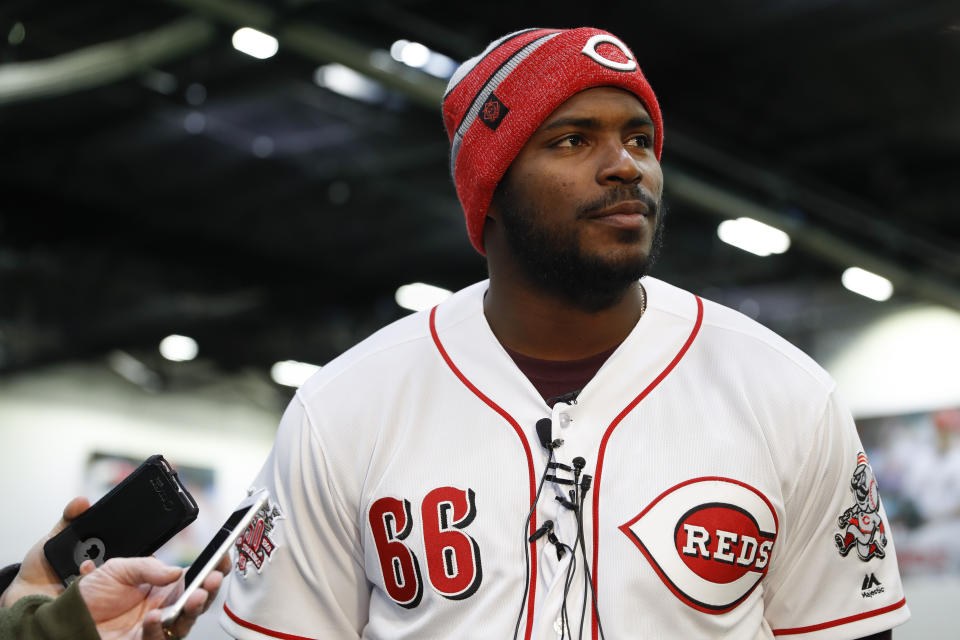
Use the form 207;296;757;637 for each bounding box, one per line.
620;477;778;614
581;34;637;72
236;499;283;577
835;452;887;561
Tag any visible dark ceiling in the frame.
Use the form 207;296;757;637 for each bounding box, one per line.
1;0;958;379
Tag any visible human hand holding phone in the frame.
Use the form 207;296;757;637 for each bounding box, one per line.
43;455;199;586
0;496;91;606
78;555;228;640
160;489;268;628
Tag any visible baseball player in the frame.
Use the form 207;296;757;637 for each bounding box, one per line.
220;27;910;639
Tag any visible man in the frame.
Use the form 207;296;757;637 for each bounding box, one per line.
1;497;225;640
221;27;909;639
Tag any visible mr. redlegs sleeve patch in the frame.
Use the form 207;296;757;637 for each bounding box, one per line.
835;452;888;562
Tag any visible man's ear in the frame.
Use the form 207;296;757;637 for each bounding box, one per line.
481;214;498;252
485;192;502;222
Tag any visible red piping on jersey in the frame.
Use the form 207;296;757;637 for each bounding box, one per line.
591;294;704;640
771;598;907;635
223;603;318;640
429;305;539;640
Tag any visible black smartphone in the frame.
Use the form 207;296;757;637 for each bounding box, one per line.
160;490;269;626
44;454;199;585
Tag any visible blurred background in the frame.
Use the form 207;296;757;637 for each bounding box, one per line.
1;0;958;637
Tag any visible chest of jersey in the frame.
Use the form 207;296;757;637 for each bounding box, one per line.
355;302;795;639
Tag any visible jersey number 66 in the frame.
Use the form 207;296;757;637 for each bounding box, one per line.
368;487;483;609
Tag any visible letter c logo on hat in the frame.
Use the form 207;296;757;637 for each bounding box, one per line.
581;34;637;72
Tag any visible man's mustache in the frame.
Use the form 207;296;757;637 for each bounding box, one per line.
577;186;660;219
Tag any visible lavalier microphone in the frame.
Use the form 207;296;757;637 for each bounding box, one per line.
536;418;563;451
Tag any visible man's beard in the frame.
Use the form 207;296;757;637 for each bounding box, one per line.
493;183;666;313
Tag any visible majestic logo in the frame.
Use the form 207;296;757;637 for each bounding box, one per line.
479;93;508;130
835;452;887;561
861;572;884;598
580;34;637;72
620;477;778;614
236;498;283;577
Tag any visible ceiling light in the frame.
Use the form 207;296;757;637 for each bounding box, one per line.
183;112;205;134
388;39;458;78
141;70;177;95
717;217;791;257
389;39;409;62
313;63;385;103
251;135;274;158
399;41;430;68
7;22;25;46
232;27;278;60
185;83;206;106
271;360;321;387
841;267;893;302
395;282;453;312
107;350;161;391
159;334;198;361
421;51;458;79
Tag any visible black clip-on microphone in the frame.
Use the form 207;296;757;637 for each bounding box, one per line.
528;519;554;543
547;531;566;560
536;418;563;451
581;474;593;493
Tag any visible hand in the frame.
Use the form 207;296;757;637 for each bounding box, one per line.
0;496;90;606
143;554;229;640
78;555;228;640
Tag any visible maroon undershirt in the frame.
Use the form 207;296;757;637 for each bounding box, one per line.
503;342;621;407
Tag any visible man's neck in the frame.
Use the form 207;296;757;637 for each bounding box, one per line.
483;275;645;361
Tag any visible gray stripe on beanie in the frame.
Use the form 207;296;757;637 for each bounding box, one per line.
443;28;540;100
448;31;560;179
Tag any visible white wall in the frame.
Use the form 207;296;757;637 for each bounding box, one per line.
818;303;960;419
0;362;279;566
0;362;282;639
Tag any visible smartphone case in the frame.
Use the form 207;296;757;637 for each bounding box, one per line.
44;454;199;584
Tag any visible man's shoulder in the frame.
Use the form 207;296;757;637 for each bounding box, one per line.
296;281;487;400
647;277;835;393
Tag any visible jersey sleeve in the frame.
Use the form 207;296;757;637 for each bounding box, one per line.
762;389;910;639
219;396;369;639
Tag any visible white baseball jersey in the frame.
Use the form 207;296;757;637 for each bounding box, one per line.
220;277;909;640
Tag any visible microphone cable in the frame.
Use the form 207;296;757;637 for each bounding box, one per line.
572;464;605;640
559;535;578;639
512;419;560;640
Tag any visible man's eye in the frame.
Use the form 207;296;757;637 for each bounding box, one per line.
627;134;652;148
555;134;586;148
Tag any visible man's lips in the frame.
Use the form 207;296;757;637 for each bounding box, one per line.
586;200;652;229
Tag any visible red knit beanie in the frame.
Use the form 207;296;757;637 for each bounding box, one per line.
442;27;663;255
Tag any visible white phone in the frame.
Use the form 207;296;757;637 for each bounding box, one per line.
160;489;269;627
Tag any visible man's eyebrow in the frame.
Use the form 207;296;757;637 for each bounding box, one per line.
540;115;655;132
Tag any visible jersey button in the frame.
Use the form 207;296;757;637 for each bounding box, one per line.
558;413;572;428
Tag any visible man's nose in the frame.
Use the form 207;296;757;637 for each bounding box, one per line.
597;143;643;185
